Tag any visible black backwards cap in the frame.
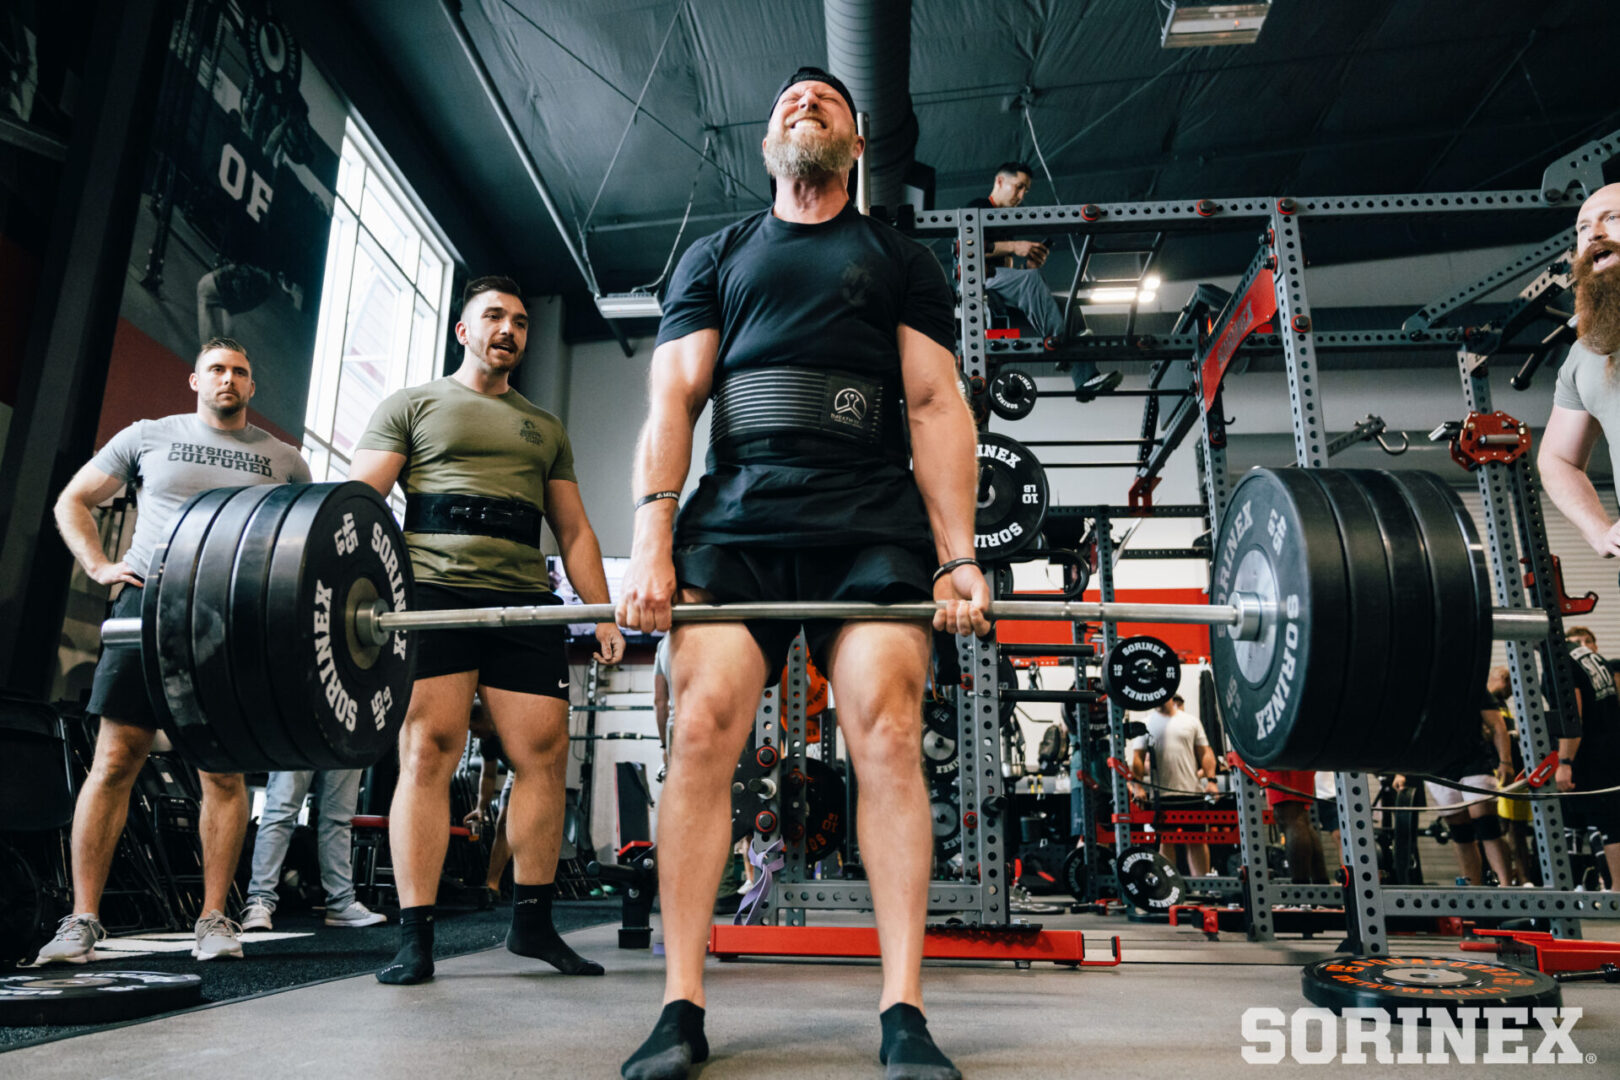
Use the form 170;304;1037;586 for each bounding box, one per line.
771;66;858;120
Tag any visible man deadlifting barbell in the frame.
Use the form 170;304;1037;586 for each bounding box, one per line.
37;338;310;965
614;67;987;1080
348;275;624;985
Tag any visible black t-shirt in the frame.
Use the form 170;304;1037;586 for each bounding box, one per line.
964;197;994;208
1569;645;1620;784
656;202;957;547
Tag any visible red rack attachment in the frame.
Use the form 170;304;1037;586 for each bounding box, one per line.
1522;554;1598;615
1450;410;1531;470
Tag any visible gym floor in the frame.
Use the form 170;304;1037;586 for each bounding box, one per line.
7;907;1619;1077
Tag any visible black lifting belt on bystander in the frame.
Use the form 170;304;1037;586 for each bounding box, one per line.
405;493;543;548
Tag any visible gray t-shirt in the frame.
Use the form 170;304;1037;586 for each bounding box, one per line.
653;634;674;732
1128;710;1209;795
1553;339;1620;485
91;414;310;577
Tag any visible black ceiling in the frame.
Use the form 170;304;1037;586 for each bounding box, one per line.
342;0;1619;342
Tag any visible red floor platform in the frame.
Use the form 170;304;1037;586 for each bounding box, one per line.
708;924;1122;966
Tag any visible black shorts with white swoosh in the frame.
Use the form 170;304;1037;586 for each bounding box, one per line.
411;583;570;699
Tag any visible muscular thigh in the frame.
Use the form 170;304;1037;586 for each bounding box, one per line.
482;686;569;769
667;589;770;753
822;621;930;729
402;670;479;751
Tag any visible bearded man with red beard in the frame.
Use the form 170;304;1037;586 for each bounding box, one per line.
1540;185;1620;802
1541;184;1620;555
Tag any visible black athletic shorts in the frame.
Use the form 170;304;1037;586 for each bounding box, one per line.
88;586;160;729
413;583;570;698
1571;763;1620;844
1315;796;1340;833
673;542;934;678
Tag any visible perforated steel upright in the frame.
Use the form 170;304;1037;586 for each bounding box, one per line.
1091;515;1134;862
1459;343;1580;935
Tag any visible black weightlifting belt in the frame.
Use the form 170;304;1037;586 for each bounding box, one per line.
710;366;887;456
404;493;543;548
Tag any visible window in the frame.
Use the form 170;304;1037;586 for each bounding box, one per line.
305;125;453;513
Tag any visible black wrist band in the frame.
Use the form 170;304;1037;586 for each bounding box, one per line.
634;491;681;510
932;557;980;583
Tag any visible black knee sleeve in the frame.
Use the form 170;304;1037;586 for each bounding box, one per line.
1472;815;1504;841
1447;819;1477;844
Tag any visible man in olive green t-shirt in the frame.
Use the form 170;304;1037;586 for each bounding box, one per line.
351;275;623;984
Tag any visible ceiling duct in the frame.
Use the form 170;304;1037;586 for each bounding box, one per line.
824;0;916;212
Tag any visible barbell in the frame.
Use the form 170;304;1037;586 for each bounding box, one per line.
98;468;1548;775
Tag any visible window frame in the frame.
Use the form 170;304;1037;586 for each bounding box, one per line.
304;120;456;514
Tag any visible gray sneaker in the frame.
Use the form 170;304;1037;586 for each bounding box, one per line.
192;910;244;960
239;899;274;932
324;900;386;928
34;913;106;965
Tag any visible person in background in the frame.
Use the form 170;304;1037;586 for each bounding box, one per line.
37;339;309;965
1129;695;1218;876
1566;635;1620;888
964;161;1120;401
1487;665;1535;884
239;768;387;931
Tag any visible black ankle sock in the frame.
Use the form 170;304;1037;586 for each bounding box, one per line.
376;906;435;985
508;882;604;975
622;1000;708;1080
879;1004;960;1080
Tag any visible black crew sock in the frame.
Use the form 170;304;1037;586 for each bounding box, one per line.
376;906;435;985
622;1000;708;1080
879;1003;961;1080
508;882;604;975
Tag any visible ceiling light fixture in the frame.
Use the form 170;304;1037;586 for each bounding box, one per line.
594;292;663;320
1088;287;1141;303
1160;1;1270;49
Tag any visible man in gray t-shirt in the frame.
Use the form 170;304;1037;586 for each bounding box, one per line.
1541;183;1620;555
1129;695;1219;876
34;338;308;967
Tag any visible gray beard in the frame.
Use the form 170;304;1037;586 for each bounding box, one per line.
763;126;856;182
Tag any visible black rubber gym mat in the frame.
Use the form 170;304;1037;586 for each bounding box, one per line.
0;901;618;1053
